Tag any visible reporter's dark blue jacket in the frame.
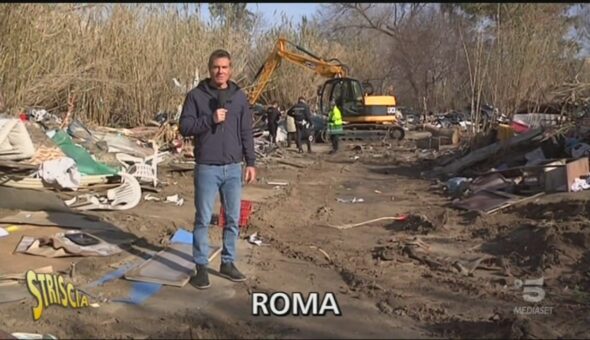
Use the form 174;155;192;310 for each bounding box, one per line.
179;79;256;167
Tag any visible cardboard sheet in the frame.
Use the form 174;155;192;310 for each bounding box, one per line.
124;243;221;287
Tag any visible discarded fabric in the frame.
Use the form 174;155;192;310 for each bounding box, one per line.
571;178;590;192
38;157;81;190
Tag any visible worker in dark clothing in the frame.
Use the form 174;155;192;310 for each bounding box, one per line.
265;101;280;145
287;96;313;153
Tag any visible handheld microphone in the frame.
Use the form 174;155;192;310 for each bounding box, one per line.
215;90;229;134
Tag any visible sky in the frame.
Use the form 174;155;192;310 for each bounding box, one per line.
200;3;321;26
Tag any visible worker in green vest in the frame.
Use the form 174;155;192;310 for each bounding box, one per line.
328;100;344;154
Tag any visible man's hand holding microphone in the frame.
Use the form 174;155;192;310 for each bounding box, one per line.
213;107;227;124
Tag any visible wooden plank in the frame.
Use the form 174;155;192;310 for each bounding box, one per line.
485;192;545;215
453;191;513;213
0;160;38;170
276;159;307;168
486;190;519;199
474;160;569;177
438;128;543;175
124;243;221;287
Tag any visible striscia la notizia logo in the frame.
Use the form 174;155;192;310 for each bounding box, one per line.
26;270;91;321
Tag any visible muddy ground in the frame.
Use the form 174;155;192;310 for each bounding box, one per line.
1;137;590;339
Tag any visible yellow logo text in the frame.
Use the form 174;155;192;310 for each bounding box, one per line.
26;270;90;321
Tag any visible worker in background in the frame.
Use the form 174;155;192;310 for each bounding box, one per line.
285;103;297;148
328;100;344;154
265;101;280;145
287;96;313;153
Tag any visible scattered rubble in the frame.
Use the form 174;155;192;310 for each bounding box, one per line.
2;100;590;338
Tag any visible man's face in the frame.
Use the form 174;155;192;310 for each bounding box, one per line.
209;57;231;88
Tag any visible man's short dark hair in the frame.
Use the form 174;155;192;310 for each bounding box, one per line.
298;96;305;102
208;49;231;68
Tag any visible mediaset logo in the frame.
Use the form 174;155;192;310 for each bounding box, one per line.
512;277;553;315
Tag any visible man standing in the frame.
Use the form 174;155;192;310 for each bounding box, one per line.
265;101;280;145
287;96;313;153
328;100;344;154
179;49;256;289
285;106;297;148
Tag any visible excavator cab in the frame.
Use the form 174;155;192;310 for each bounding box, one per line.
318;78;405;141
319;78;364;117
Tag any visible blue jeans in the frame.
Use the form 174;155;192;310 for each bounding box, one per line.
193;163;242;266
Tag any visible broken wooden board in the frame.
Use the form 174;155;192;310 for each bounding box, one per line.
484;192;545;215
454;190;544;215
0;160;38;170
276;159;308;168
437;128;544;176
124;243;221;287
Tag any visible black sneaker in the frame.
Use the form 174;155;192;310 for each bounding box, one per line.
193;264;210;289
219;262;246;282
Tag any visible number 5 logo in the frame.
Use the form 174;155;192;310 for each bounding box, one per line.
514;277;545;303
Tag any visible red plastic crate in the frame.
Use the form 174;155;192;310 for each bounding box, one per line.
511;120;530;134
218;200;253;228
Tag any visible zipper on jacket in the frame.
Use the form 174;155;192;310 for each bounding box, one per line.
222;103;226;160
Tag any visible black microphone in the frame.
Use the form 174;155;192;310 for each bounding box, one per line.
216;90;231;134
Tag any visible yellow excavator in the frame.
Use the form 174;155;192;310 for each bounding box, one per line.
248;37;405;141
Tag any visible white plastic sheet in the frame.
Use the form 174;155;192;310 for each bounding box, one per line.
38;157;81;190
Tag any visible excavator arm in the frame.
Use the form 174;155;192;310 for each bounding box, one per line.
247;37;349;106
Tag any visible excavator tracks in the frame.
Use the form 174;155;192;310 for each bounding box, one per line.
338;125;405;142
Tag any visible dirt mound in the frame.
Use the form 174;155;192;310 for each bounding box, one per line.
516;201;590;222
466;198;590;285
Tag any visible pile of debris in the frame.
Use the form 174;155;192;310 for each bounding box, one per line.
428;112;590;214
0;108;185;211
